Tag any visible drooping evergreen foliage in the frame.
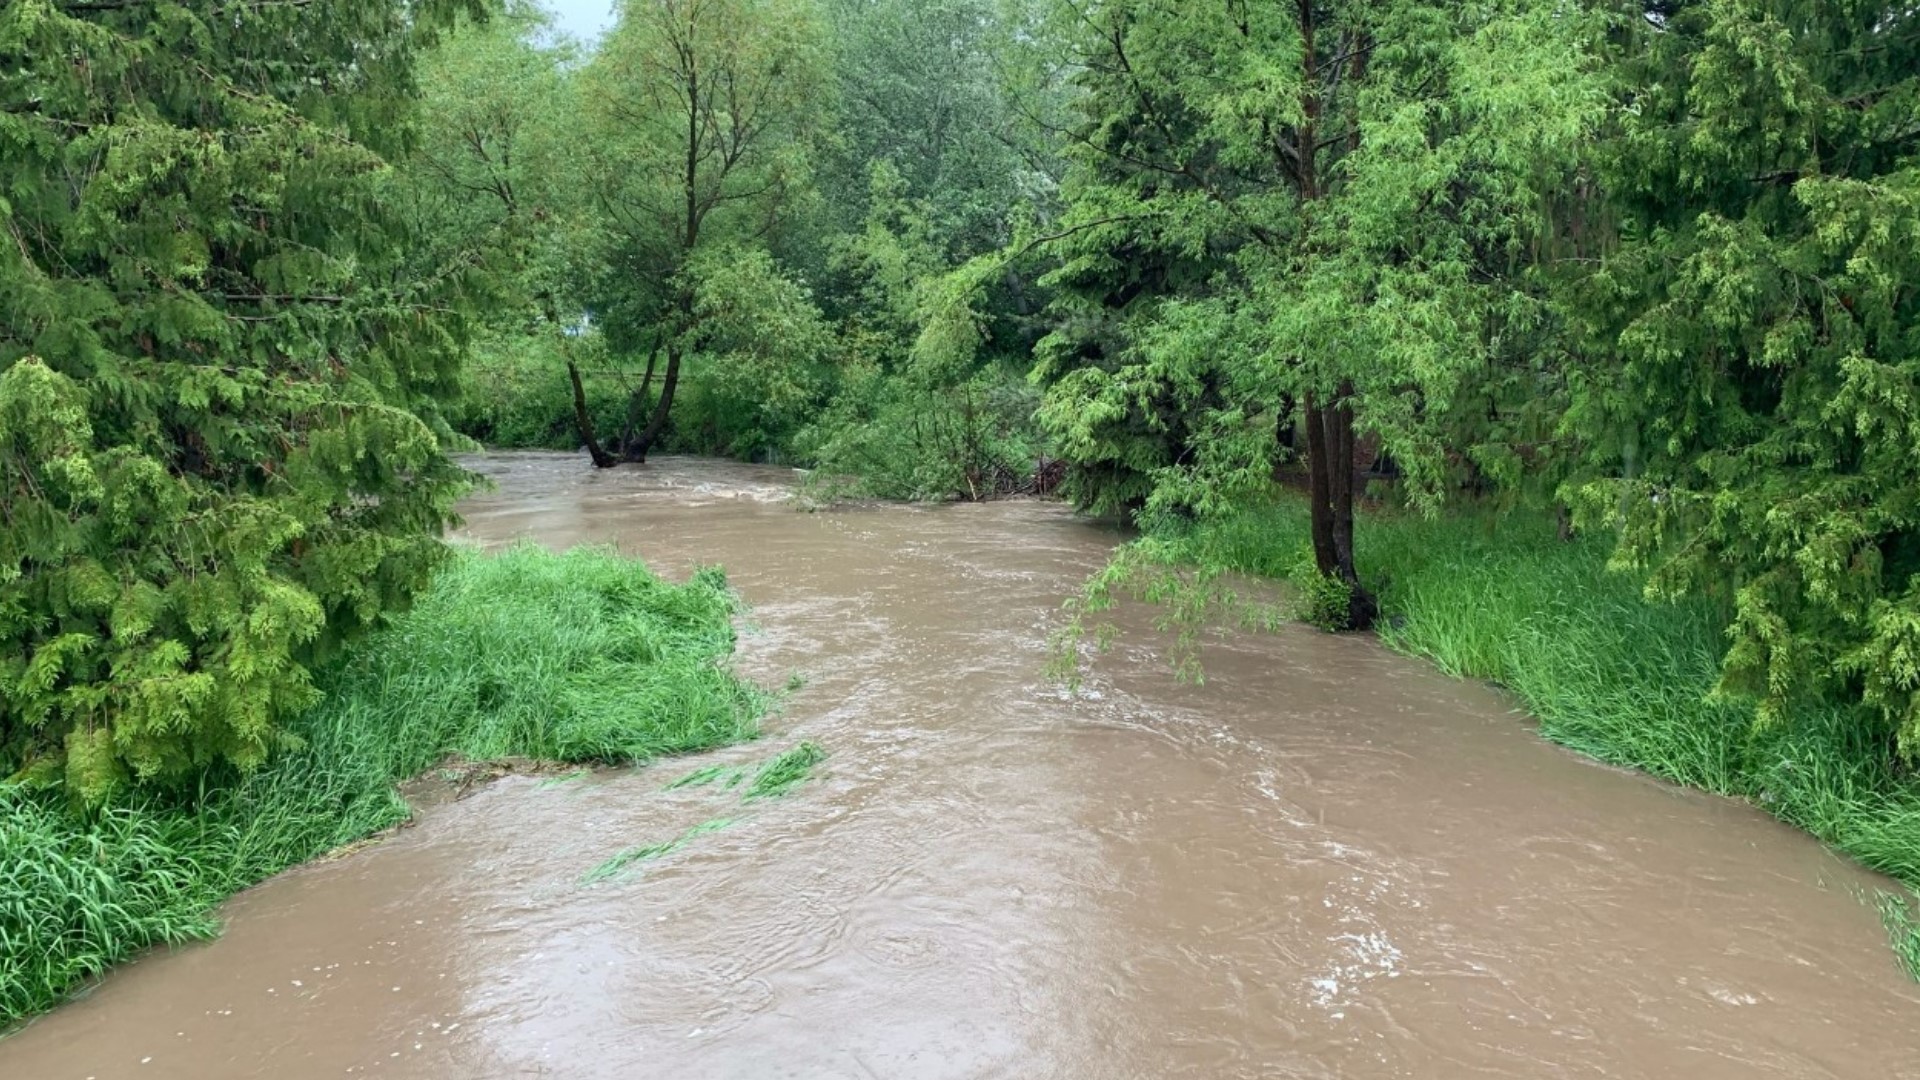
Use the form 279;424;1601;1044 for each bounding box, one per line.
0;0;489;802
1014;0;1920;779
1561;1;1920;751
1026;0;1604;626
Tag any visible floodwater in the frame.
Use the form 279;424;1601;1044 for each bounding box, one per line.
5;452;1919;1079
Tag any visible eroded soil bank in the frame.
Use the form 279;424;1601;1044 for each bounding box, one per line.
4;452;1917;1079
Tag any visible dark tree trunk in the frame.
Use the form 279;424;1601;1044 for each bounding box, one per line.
1304;394;1339;575
1303;389;1378;631
623;342;682;464
568;360;617;469
1329;385;1357;575
618;345;661;456
622;59;707;466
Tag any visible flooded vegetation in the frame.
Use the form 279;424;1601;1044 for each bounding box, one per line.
7;0;1920;1074
0;543;763;1024
5;455;1918;1078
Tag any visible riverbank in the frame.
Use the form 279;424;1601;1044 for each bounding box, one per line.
1145;496;1920;974
452;340;1056;503
0;545;765;1027
10;453;1919;1078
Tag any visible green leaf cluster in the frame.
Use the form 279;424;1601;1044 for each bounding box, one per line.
1027;0;1605;520
1;0;484;801
1560;0;1920;751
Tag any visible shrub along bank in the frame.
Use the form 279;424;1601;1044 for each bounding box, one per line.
0;546;765;1026
452;334;1057;501
1150;497;1920;976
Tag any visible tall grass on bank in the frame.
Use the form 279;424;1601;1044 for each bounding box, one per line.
1153;497;1920;969
0;546;764;1027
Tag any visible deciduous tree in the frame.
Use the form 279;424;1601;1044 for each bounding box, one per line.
578;0;832;463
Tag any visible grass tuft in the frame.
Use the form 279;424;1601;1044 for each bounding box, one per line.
579;819;735;887
745;742;828;801
1;545;764;1027
1877;891;1920;981
667;765;749;791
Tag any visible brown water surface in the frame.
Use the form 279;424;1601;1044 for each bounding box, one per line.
6;452;1919;1079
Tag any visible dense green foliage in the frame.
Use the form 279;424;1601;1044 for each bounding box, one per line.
1562;1;1920;752
0;545;762;1024
435;0;1059;493
0;0;489;801
7;0;1920;1015
453;334;628;451
1024;0;1603;625
431;0;1920;778
1022;0;1920;792
816;0;1045;257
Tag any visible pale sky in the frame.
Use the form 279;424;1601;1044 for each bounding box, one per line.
542;0;616;42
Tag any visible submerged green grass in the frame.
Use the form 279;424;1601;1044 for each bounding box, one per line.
0;545;765;1027
665;742;827;799
1152;497;1920;972
1877;891;1920;980
583;742;828;886
745;741;827;801
579;819;736;886
668;764;749;791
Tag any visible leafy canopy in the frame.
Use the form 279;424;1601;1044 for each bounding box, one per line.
0;0;485;801
1562;0;1920;750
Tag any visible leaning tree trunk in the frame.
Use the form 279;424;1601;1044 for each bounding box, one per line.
623;342;682;464
568;360;617;469
617;344;661;457
1302;388;1379;631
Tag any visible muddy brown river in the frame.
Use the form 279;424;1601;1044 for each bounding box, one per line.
5;452;1920;1078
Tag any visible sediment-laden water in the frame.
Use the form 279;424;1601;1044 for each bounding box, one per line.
6;452;1918;1079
